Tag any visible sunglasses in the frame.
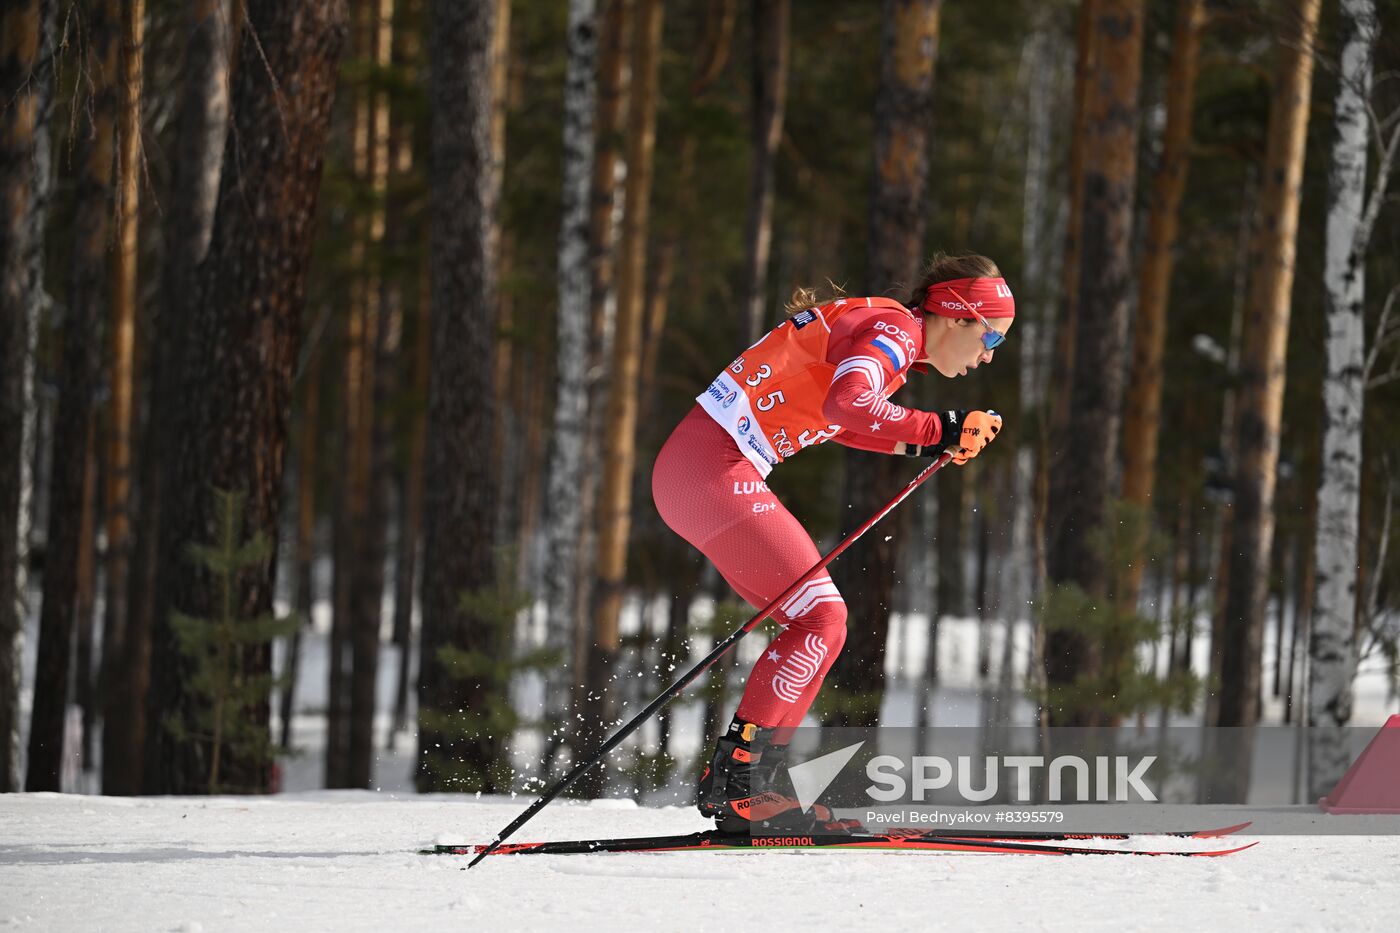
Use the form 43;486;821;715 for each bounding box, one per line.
946;287;1007;351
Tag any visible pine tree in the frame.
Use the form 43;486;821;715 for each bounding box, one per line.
1044;0;1145;726
1213;0;1322;745
146;0;348;795
828;0;943;725
417;0;505;793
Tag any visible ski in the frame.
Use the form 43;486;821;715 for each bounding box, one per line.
817;819;1253;843
425;824;1256;859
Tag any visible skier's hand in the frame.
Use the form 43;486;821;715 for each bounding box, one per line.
901;410;1002;462
948;410;1001;464
901;410;999;462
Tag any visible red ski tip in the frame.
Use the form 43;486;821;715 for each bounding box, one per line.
1191;841;1259;857
1192;821;1253;838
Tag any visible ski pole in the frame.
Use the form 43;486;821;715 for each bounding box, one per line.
468;450;956;867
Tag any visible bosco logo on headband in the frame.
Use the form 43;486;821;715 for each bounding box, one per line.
921;277;1016;319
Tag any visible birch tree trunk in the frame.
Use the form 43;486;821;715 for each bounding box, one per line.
1308;0;1378;799
543;0;598;736
1044;0;1144;726
1119;0;1205;603
574;0;632;712
122;0;231;796
145;0;347;795
828;0;942;726
4;0;57;792
417;0;503;793
1213;0;1320;748
742;0;789;345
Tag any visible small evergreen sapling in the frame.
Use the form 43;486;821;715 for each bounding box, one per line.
167;488;296;793
418;549;556;792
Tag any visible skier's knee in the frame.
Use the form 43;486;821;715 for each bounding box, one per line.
778;575;846;631
788;593;847;661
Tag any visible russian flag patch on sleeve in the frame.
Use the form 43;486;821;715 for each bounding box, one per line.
872;334;908;371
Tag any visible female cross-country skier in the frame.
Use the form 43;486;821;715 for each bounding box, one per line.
651;252;1014;833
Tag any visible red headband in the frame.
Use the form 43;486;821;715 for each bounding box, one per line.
921;277;1016;319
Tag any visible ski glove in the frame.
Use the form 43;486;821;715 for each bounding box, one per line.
903;409;1003;465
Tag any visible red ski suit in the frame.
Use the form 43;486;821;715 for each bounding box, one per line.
651;298;949;732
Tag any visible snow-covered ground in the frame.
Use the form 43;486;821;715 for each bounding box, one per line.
2;793;1399;932
10;562;1399;930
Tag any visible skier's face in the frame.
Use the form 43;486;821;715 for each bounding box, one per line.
926;314;1012;378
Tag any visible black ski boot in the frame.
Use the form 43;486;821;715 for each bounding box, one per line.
697;719;859;835
696;719;767;820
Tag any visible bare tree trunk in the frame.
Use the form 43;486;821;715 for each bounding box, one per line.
574;0;631;722
75;419;100;770
325;322;351;785
828;0;942;727
1043;0;1098;460
281;346;320;750
1;0;56;791
388;462;414;745
1043;0;1144;726
1308;0;1378;799
639;140;689;415
543;0;598;740
1204;167;1258;728
56;0;116;790
975;506;992;678
579;0;662;795
741;0;789;345
1000;10;1062;732
514;354;548;591
97;0;147;796
123;0;231;796
692;0;736;95
144;0;347;795
1033;0;1094;728
328;0;376;788
383;0;423;751
1276;518;1303;703
656;590;692;755
345;0;397;792
416;0;504;793
390;246;430;744
27;303;103;792
1213;0;1320;744
1288;494;1317;725
1119;0;1204;602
